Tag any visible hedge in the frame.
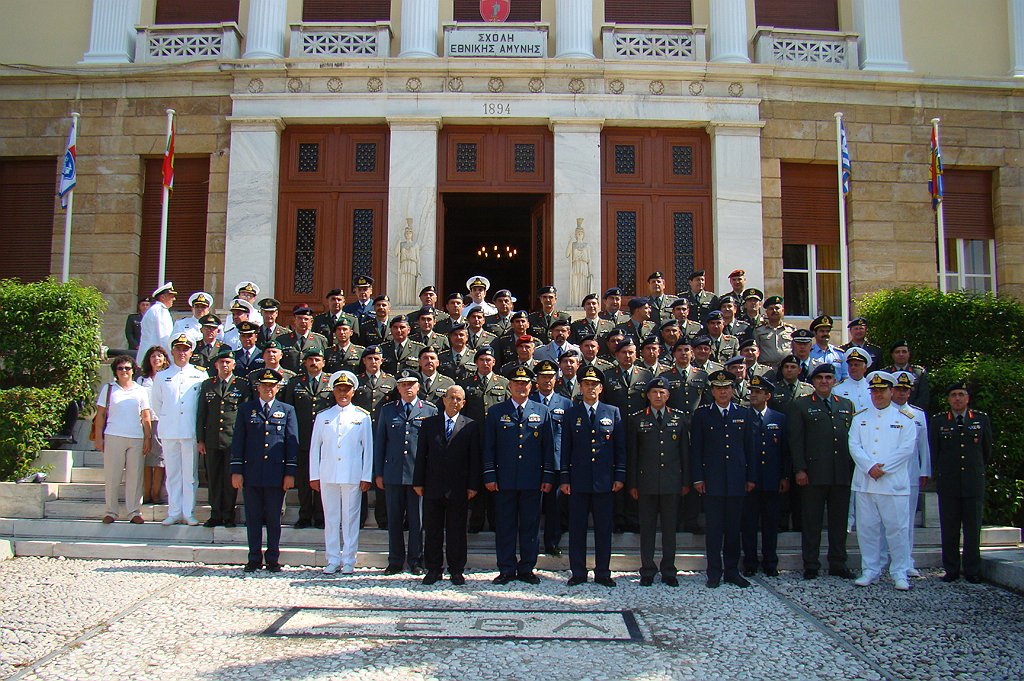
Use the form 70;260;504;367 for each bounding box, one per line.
0;387;67;481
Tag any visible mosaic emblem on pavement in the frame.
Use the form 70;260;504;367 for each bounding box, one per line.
265;608;643;642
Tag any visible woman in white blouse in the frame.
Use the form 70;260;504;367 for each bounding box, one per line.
95;355;153;523
136;346;168;503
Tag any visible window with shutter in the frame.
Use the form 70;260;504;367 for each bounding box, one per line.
780;163;841;317
138;157;210;307
302;0;392;22
755;0;839;31
941;169;996;293
605;0;692;25
453;0;541;22
155;0;239;24
0;158;55;282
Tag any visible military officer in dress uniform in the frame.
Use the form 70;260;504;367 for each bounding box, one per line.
788;363;856;580
561;366;626;587
190;314;226;376
840;317;882;372
494;311;541;367
704;311;740;364
136;282;175;364
929;380;992;584
768;354;814;412
637;335;667;376
281;305;330;374
571;293;616;344
313;288;360;341
375;369;437;575
221;299;253;351
463;275;497;318
232;321;264;377
343;274;375;319
353;345;396;529
407;285;449;329
359;295;393;348
417;346;455;409
530;360;573;556
741;375;789;577
380;315;425;376
230;369;298;572
438;323;477;381
196;347;251;527
885;339;931;410
499;335;538;379
739;338;771;380
646;271;671;326
616;298;655;344
656;319;683;364
599;287;629;324
233;281;265;327
690;336;724;375
172;291;214;346
465;308;498;351
809;315;848;381
753;296;795;367
628;377;688;586
461;346;509;533
528;285;572;345
578;334;614;373
718;297;751;341
684;269;718;323
533;319;579;364
433;293;465;336
833;346;872;413
739;288;767;328
324;317;365;374
280;348;333;529
691;370;756;588
410;307;450;353
309;370;373;575
725;356;751;407
555;349;583;402
483;288;516;336
256;298;292;349
891;370;931;578
661;339;709;424
252;339;295;389
483;365;557;585
669;298;703;338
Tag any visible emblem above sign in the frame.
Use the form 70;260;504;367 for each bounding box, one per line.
481;0;511;22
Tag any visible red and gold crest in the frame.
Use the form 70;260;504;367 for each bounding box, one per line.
480;0;511;22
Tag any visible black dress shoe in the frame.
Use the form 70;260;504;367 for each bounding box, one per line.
450;573;466;586
294;519;312;529
203;519;219;528
517;572;541;585
764;568;780;577
266;562;283;573
803;569;819;580
724;574;751;588
567;575;587;586
422;572;442;585
313;520;325;529
742;568;756;578
639;576;654;587
706;576;721;588
243;562;261;573
941;572;960;583
594;577;616;588
223;522;236;528
965;574;983;584
545;546;562;557
410;565;424;576
492;574;515;585
662;575;680;587
383;564;403;575
829;568;855;579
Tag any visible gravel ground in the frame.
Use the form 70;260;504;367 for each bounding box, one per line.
1;558;1021;680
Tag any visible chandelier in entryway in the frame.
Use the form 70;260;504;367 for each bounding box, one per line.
476;244;519;260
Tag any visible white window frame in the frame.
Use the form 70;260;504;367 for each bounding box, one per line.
944;238;997;293
782;243;842;319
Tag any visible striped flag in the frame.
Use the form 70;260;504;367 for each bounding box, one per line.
839;118;852;196
161;116;175;191
58;116;77;208
929;124;943;208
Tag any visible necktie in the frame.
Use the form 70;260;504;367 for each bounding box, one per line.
589;407;596;426
517;404;524;421
263;403;270;419
405;403;412;419
297;336;305;351
368;374;376;390
956;414;964;427
542;395;549;407
754;411;763;428
656;411;663;426
446;418;454;440
587;321;595;335
424;377;432;394
556;345;562;360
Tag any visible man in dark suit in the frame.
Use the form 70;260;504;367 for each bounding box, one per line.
280;347;333;529
561;366;626;587
374;369;437;575
628;377;688;587
930;380;992;584
230;369;298;572
741;375;790;577
482;365;557;585
413;384;481;586
529;359;573;556
788;363;856;580
691;370;756;588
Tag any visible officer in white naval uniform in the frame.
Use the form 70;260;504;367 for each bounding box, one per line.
848;371;917;590
834;346;872;532
149;333;208;525
310;370;374;575
891;370;931;578
171;291;219;345
136;282;176;365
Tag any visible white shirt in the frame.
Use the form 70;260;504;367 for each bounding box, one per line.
149;362;207;439
834;376;871;413
309;403;373;485
849;403;916;495
462;300;497;318
898;402;932;481
97;382;151;439
136;301;173;365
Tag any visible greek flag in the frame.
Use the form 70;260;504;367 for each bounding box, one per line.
839;118;851;196
58;117;77;209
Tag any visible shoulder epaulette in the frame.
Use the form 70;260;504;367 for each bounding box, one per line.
854;408;867;416
354;405;370;415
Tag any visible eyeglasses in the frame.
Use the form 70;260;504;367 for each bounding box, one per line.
115;366;133;372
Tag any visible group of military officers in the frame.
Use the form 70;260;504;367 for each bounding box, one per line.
139;268;991;586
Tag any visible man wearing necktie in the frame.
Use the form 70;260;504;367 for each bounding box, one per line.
570;293;615;344
528;285;572;345
530;360;573;556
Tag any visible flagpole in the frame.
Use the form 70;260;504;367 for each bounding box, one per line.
158;109;175;286
61;112;79;283
834;112;850;344
933;117;948;293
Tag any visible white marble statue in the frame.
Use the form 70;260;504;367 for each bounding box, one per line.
566;218;593;307
394;218;421;306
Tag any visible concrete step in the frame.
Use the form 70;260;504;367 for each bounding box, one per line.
53;482;307;506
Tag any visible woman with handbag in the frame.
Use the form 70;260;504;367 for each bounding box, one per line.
94;355;153;523
137;346;169;503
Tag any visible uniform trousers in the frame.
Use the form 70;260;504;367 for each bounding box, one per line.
638;493;679;579
541;488;564;550
162;438;198;520
799;484;851;572
243;485;285;565
678;489;703;532
321;482;362;567
568;491;614;580
468;488;495;532
205;446;238;523
907;485;920;569
938;494;984;578
494;489;542;577
742;490;781;571
294;449;324;525
855;491;911;580
422;493;469;575
102;435;144;520
613;488;640;531
384;484;423;568
703;495;744;580
358;489;388;529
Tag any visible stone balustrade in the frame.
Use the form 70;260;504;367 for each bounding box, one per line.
601;24;707;62
135;23;243;62
753;27;860;70
289;22;392;58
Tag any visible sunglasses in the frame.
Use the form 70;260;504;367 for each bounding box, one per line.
115;366;133;372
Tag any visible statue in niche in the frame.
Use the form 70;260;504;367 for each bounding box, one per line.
566;218;593;306
394;218;421;306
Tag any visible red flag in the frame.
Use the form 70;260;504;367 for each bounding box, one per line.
162;118;175;191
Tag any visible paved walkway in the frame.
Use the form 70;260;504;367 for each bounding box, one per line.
2;558;1022;680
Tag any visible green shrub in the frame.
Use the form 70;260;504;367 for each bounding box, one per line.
929;357;1024;528
0;278;106;404
0;387;67;481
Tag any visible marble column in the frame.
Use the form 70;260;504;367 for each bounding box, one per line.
1010;0;1024;76
243;0;287;59
81;0;140;64
556;0;594;59
709;0;750;64
707;123;764;294
399;0;439;57
387;118;440;304
551;120;603;305
852;0;911;71
223;118;284;305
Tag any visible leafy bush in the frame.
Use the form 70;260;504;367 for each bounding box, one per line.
0;278;106;403
0;387;67;481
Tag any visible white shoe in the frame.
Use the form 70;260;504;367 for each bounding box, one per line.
161;516;180;526
894;578;911;591
854;573;879;587
342;564;354;575
184;516;200;526
906;568;921;578
323;562;340;575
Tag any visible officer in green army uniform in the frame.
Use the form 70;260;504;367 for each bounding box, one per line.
407;285;449;329
281;347;334;529
930;380;992;584
252;339;295;389
577;334;615;373
465;308;498;351
753;295;796;367
840;317;882;372
484;288;515;336
417;346;455;409
380;315;425;376
669;298;703;338
313;288;361;341
645;271;671;326
615;298;655;344
528;285;572;344
409;307;450;352
196;347;251;527
324;317;365;374
281;305;330;373
725;356;751;407
494;311;541;367
739;288;767;328
885;339;930;410
438;323;478;382
768;353;814;534
684;269;718;323
256;298;292;349
190;314;225;376
599;287;629;324
570;293;616;344
628;376;688;586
